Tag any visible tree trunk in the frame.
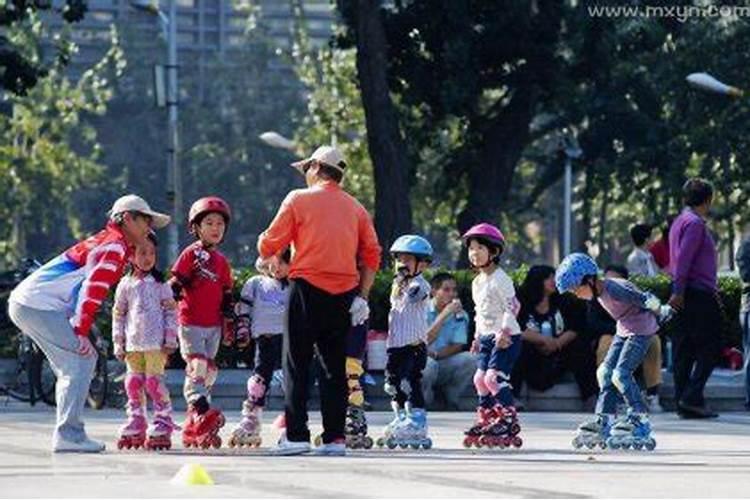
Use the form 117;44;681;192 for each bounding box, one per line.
354;0;413;257
456;87;535;244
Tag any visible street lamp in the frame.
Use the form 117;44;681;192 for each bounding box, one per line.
259;131;297;152
130;0;180;263
559;133;582;257
686;72;744;97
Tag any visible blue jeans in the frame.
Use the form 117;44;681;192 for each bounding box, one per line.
741;311;750;408
595;334;651;414
477;334;521;406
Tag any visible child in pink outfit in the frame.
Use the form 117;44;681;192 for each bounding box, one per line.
113;233;179;450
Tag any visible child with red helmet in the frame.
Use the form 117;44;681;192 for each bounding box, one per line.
461;223;524;449
169;196;235;449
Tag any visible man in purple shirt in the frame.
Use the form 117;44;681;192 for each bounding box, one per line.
668;178;721;419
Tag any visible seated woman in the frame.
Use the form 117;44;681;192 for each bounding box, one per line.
511;265;598;409
588;264;664;413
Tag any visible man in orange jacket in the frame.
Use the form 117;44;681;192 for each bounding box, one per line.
258;145;381;456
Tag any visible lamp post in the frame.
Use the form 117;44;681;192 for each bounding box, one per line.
259;131;297;152
560;133;582;256
131;0;180;263
686;72;744;97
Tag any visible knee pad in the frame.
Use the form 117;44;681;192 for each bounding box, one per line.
206;359;218;388
347;374;364;407
124;373;146;401
612;368;627;393
247;374;267;405
484;369;508;395
186;355;208;383
596;363;612;388
473;370;489;395
399;379;412;396
144;375;167;403
384;381;398;396
346;357;364;378
348;384;365;407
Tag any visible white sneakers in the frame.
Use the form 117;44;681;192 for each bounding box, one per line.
271;433;347;456
53;436;106;453
270;434;311;456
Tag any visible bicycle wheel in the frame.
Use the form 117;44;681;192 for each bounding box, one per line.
6;336;33;403
87;353;108;410
37;356;57;407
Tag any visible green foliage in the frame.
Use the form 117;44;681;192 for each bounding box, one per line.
0;0;88;94
0;24;124;267
228;266;743;348
289;11;375;212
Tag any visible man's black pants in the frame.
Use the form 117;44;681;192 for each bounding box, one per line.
284;278;355;443
672;287;722;407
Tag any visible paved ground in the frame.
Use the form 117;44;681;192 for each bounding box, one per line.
0;402;749;498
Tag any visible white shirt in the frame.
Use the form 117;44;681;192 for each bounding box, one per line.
472;267;521;337
387;274;431;348
626;247;658;277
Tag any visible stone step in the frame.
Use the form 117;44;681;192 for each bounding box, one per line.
1;359;746;412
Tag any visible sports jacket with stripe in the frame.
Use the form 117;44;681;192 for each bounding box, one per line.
10;222;133;336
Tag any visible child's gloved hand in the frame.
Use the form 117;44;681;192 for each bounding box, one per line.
658;304;674;324
349;296;370;326
222;318;235;347
235;317;251;349
644;293;661;314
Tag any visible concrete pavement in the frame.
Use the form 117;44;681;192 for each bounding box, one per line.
0;403;748;498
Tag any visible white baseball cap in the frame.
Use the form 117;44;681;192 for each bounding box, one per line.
291;145;347;175
108;194;171;229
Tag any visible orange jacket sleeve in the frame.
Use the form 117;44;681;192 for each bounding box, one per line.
357;205;382;271
258;192;297;259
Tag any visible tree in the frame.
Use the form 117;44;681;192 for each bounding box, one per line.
336;0;414;255
0;23;124;266
0;0;88;94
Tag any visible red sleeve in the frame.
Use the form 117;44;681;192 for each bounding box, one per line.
72;242;128;336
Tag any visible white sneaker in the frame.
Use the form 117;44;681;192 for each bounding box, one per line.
646;394;664;414
270;434;310;456
311;440;346;456
53;436;106;453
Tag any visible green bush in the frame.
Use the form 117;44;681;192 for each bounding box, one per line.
1;267;741;359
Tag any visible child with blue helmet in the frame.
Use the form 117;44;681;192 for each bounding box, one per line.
376;235;434;450
462;223;524;449
558;253;672;451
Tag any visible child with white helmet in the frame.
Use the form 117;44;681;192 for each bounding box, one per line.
557;253;671;451
462;223;524;449
376;235;434;450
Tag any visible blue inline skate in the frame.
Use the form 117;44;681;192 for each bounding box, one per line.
572;414;612;450
606;412;656;451
376;402;406;448
388;406;432;450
